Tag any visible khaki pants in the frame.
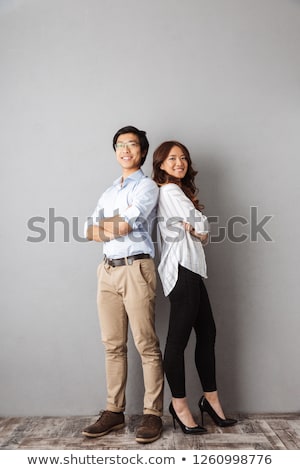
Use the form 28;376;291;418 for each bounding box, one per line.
97;258;164;416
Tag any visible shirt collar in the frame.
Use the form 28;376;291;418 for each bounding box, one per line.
113;169;144;187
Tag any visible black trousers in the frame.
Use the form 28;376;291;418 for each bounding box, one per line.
164;265;217;398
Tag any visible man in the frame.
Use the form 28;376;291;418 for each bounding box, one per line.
82;126;164;443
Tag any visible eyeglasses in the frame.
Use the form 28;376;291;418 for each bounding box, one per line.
115;141;140;149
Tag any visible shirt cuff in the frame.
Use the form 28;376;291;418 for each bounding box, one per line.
194;215;210;234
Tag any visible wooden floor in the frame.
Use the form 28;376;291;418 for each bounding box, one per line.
1;413;300;450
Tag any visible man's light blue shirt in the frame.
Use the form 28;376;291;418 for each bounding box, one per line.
87;169;159;259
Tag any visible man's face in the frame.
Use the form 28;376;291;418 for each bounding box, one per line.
115;133;143;175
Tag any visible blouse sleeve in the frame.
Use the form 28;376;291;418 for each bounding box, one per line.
159;184;209;234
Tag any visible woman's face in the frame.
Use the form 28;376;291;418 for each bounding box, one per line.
160;145;188;179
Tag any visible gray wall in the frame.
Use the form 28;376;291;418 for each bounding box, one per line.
1;0;299;416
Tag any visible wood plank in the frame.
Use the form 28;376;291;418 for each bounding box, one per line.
0;414;299;450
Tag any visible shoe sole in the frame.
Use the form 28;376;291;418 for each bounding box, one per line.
135;430;162;444
82;423;125;438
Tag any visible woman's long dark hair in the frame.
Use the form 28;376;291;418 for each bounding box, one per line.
152;141;204;211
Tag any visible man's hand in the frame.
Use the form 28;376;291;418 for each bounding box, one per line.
86;215;133;242
99;215;132;237
86;225;114;242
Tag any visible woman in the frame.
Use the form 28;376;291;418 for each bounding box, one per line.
153;141;237;434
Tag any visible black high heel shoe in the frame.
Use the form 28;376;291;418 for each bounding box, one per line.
169;402;207;434
198;396;237;428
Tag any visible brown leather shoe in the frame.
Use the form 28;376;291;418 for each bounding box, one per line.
135;414;162;443
82;410;125;438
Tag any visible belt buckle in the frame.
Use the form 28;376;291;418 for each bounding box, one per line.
127;256;134;265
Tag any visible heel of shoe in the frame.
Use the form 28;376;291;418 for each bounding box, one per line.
169;403;176;429
200;410;204;427
171;415;176;429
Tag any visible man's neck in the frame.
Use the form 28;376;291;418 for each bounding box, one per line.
121;167;141;180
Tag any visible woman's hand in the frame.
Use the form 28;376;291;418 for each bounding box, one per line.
182;221;193;233
182;221;208;244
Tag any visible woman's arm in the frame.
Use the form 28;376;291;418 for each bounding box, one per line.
160;184;209;237
182;221;209;243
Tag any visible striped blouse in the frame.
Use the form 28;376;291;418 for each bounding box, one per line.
156;183;209;296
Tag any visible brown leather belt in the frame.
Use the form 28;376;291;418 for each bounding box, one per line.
104;253;150;267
